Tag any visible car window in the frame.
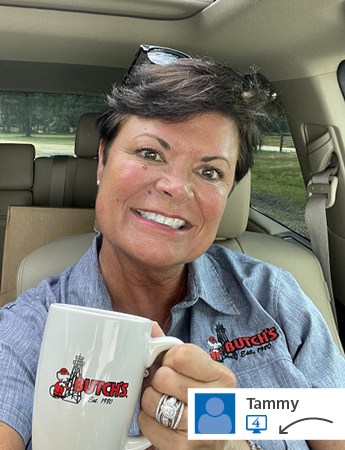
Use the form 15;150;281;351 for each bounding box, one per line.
0;92;107;157
251;104;308;237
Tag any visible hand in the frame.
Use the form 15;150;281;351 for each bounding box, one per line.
138;327;246;450
0;422;24;450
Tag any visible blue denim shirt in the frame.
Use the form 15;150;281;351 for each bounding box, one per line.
0;234;344;450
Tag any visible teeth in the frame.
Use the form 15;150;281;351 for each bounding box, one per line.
136;210;186;229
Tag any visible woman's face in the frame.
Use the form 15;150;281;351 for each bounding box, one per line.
96;113;239;269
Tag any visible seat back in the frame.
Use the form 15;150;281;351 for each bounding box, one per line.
17;231;96;296
0;206;95;306
71;112;99;208
0;113;100;305
33;155;76;206
0;143;34;276
33;113;99;208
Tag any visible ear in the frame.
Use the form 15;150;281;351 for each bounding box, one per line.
97;140;106;182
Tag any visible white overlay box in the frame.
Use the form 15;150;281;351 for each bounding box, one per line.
188;388;345;440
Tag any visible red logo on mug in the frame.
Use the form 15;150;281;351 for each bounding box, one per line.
49;354;129;404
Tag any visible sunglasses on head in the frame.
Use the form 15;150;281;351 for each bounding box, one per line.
122;43;267;94
122;44;191;84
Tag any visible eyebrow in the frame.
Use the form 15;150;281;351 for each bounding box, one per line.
201;155;231;167
134;133;171;150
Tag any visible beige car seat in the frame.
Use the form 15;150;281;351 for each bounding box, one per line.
0;143;34;276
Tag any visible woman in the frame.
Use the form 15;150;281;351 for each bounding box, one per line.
0;46;344;450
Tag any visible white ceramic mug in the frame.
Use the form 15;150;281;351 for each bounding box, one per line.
32;303;182;450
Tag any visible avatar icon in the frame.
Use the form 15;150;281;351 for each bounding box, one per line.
197;397;233;434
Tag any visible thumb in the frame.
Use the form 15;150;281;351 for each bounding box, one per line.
151;321;165;338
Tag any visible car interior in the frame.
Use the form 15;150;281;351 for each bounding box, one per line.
0;0;344;355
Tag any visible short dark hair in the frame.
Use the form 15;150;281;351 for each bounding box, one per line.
98;58;270;183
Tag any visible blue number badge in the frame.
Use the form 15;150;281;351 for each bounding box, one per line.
246;415;268;434
194;393;236;434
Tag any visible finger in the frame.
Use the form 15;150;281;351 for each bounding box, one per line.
151;365;230;404
162;343;236;386
138;410;195;450
138;410;216;450
138;409;181;449
151;321;165;338
141;386;188;431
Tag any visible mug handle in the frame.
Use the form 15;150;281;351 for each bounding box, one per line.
147;335;183;368
125;336;183;450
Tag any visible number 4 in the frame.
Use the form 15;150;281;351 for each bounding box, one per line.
252;417;261;428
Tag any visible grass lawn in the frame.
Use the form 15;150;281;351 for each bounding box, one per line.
261;133;295;148
252;149;306;206
0;133;74;157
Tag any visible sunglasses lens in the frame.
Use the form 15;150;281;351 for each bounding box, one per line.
147;50;183;65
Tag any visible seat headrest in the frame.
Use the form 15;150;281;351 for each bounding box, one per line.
74;113;100;158
0;143;35;189
216;172;250;239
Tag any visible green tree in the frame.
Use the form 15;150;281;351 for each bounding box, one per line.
0;92;106;136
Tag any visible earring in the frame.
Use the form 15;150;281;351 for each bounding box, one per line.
97;180;100;186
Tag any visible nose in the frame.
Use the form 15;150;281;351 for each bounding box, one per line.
155;171;194;202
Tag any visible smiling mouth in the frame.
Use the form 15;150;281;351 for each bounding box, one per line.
135;209;187;230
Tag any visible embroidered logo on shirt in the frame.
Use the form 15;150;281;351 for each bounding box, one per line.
207;324;279;362
49;354;129;405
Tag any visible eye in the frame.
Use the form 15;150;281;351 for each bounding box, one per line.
200;166;224;182
137;148;164;162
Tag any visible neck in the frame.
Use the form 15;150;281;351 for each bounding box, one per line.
98;241;187;331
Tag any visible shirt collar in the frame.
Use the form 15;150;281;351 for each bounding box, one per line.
82;235;239;316
176;250;240;316
68;233;112;311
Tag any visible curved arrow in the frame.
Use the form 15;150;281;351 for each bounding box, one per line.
279;417;333;434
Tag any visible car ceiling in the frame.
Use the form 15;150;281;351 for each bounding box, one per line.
0;0;344;93
0;0;214;19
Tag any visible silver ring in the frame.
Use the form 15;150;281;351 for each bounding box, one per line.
155;395;185;430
